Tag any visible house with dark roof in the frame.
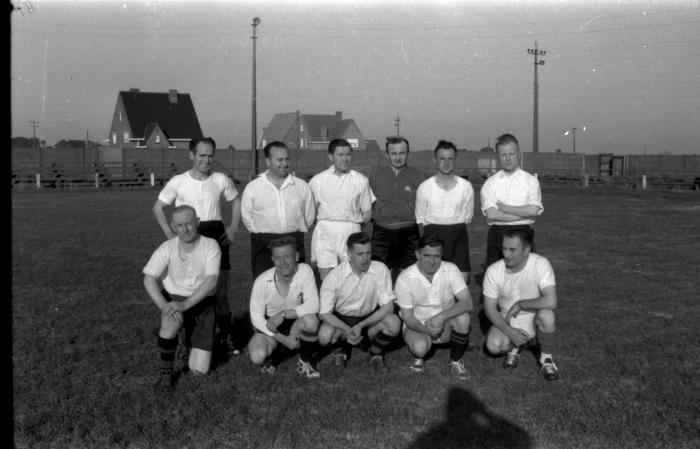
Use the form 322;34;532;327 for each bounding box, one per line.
260;111;366;151
107;88;203;149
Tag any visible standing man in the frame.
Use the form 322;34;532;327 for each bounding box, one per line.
395;234;474;380
309;139;375;281
482;228;559;381
369;136;426;282
415;140;474;284
241;141;315;279
153;137;242;356
318;232;400;372
247;237;321;378
480;133;543;271
143;206;220;392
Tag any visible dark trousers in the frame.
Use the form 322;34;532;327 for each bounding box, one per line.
250;231;305;279
371;224;420;275
484;224;536;270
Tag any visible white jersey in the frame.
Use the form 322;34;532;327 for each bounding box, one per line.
395;261;468;322
158;171;238;221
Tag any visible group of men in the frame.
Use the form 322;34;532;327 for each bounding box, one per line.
142;133;561;393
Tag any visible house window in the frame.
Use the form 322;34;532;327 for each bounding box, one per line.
300;124;304;132
155;135;160;144
112;133;117;144
300;138;305;148
347;138;359;148
123;132;129;144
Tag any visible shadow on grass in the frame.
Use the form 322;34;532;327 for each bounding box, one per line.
408;386;533;449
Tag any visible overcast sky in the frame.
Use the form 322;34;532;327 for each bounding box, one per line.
10;0;700;154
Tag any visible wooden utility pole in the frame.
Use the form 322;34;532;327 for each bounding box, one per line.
527;42;546;153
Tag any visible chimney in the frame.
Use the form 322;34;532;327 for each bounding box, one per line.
129;88;140;92
335;111;342;121
169;89;178;104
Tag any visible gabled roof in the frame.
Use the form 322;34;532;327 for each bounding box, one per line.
119;90;203;140
262;111;362;143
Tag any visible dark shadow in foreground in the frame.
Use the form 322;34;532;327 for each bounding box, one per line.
408;386;533;449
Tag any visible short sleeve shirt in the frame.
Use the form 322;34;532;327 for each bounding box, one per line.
394;261;468;322
309;167;376;224
158;171;238;221
142;236;221;297
482;253;555;313
415;176;474;225
319;261;395;316
479;168;543;226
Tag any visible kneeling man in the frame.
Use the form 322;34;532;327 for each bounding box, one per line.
483;228;559;381
395;234;474;380
318;232;400;372
143;205;221;392
248;237;321;378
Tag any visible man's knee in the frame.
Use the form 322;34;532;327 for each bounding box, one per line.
382;314;401;336
536;309;556;331
485;333;508;355
405;333;431;357
318;323;336;345
299;314;319;334
450;313;470;333
247;341;269;365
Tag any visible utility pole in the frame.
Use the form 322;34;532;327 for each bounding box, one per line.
394;115;400;135
251;17;261;176
527;42;546;153
30;120;41;174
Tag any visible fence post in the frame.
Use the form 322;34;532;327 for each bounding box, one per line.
150;173;155;187
94;173;99;188
642;174;647;190
584;174;589;187
35;173;41;189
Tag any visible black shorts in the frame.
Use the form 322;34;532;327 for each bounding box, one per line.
162;290;216;351
271;317;296;337
371;224;420;271
198;220;231;270
333;311;374;340
424;223;471;272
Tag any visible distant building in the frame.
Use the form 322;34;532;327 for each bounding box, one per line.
365;139;381;152
260;111;366;151
107;88;203;149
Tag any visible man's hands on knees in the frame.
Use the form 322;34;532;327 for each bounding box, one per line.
267;312;285;333
160;302;186;323
345;325;363;345
507;327;531;346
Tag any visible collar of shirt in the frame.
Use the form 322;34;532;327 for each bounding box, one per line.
497;168;522;179
262;171;295;189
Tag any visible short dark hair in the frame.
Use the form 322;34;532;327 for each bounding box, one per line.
434;139;457;156
503;228;533;249
189;137;216;153
263;141;289;158
386;136;410;153
495;133;519;152
417;234;444;250
346;231;371;250
328;139;352;154
172;204;197;218
268;236;298;252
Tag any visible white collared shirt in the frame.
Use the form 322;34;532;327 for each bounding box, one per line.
249;263;320;337
415;175;474;225
319;260;395;316
142;236;221;297
309;167;376;224
394;261;468;322
480;168;543;226
482;253;555;314
158;171;238;221
241;171;316;233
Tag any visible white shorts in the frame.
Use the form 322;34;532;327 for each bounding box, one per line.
311;220;360;269
504;310;536;339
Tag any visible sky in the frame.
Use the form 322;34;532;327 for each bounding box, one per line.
10;0;700;155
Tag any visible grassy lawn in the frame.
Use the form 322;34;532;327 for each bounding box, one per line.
12;187;700;449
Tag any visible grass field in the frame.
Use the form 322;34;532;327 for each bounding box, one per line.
12;187;700;449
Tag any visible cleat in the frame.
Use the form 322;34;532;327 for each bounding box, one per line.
260;358;276;375
332;352;348;369
503;351;520;370
297;358;320;379
410;358;425;372
448;359;469;381
220;335;241;356
368;354;388;373
540;358;560;381
154;368;175;393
